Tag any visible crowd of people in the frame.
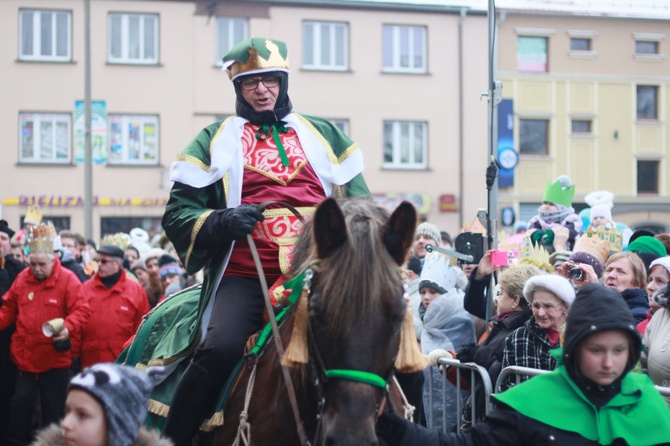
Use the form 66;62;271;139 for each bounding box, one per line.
390;174;670;443
0;216;190;445
1;34;670;446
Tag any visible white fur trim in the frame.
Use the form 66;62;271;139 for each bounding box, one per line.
523;274;575;308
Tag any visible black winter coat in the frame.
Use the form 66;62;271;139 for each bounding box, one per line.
378;404;632;446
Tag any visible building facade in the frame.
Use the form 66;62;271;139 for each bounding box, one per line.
1;0;668;244
496;2;670;232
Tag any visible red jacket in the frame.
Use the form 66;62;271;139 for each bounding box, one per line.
0;257;89;373
79;269;150;368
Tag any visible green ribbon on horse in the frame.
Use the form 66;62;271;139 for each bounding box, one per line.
256;122;290;167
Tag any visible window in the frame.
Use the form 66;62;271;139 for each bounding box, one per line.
519;119;549;154
383;25;427;73
19;9;71;61
328;119;350;136
19;113;72;164
636;40;659;55
637;160;659;194
570;38;591;51
216;17;248;64
108;115;159;165
637;85;658;120
303;21;348;71
517;36;548;72
108;13;159;64
571;120;592;134
383;121;427;169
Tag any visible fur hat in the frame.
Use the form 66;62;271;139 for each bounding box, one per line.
523;274;575;309
418;253;458;294
562;284;640;376
415;222;441;247
69;363;166;446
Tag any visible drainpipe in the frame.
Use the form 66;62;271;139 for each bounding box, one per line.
458;7;467;230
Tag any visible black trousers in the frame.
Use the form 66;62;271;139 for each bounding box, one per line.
7;368;69;446
164;276;267;445
192;276;267;384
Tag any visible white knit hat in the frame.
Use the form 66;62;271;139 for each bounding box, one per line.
650;256;670;275
523;275;575;309
590;204;612;223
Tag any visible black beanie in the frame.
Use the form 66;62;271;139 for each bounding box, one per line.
563;283;641;375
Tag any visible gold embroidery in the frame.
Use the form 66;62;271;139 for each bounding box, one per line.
174;154;211;173
295;114;338;164
244;159;308;186
209;117;235;156
184;210;214;270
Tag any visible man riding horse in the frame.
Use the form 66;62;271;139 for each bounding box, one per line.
161;37;370;445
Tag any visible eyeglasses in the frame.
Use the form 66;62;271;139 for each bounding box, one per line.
98;259;118;265
239;76;281;91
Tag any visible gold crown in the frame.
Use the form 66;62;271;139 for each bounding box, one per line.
575;225;622;261
24;205;43;226
100;233;132;251
460;216;487;235
519;237;554;273
27;222;56;254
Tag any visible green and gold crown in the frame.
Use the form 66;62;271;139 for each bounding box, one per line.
543;176;575;207
24;205;43;226
222;37;290;81
27;222;56;255
100;232;132;251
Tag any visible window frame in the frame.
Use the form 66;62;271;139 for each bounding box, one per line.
637;159;659;195
18;112;73;165
328;119;350;136
107;114;160;166
108;12;159;65
571;119;593;135
215;16;248;65
382;24;427;74
19;8;72;62
636;85;659;120
633;32;665;60
383;120;428;170
302;20;349;71
518;118;549;155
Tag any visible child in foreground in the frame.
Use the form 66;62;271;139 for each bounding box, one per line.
32;363;170;446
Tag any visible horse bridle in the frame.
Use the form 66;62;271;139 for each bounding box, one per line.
247;201;395;446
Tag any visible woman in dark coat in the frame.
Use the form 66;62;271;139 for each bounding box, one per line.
377;284;670;446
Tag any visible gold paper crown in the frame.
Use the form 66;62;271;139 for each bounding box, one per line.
518;237;554;273
24;205;43;226
460;216;487;236
27;222;56;254
223;38;290;80
575;225;622;261
100;233;132;251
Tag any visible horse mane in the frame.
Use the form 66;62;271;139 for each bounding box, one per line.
291;198;404;336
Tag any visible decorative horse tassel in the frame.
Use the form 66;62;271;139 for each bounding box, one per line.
394;307;427;373
282;288;309;366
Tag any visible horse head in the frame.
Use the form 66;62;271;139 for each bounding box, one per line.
292;198;416;445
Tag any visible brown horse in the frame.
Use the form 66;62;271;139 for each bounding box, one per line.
208;198;417;445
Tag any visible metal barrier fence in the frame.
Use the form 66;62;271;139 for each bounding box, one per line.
426;358;492;434
429;360;670;434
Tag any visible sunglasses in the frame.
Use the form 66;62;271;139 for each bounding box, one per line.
98;259;118;265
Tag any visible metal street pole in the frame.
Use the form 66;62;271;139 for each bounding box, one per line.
84;0;93;240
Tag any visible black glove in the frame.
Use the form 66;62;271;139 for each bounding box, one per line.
199;205;265;246
457;343;479;364
376;412;408;446
71;357;81;373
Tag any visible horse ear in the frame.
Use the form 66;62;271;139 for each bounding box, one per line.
313;198;348;259
383;201;417;265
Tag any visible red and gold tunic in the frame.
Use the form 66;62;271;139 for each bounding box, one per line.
225;123;325;285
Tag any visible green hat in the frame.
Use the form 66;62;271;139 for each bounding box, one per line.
222;37;290;81
627;235;666;257
543;175;575;207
